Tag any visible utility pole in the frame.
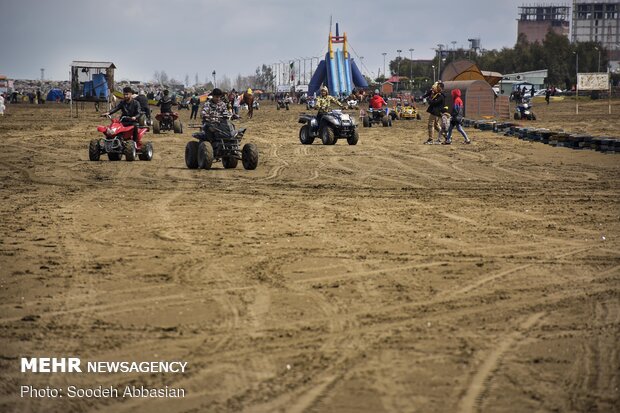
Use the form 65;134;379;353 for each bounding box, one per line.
396;49;402;91
437;44;444;81
595;46;601;72
382;52;387;79
409;48;414;90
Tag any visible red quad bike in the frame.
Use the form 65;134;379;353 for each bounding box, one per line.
89;115;153;162
152;112;183;134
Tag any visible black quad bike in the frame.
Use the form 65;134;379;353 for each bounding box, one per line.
298;109;359;145
185;119;259;170
362;107;392;127
276;98;291;110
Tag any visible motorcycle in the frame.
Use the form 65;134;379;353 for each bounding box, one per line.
89;115;153;162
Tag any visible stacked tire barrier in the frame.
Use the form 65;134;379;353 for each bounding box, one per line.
461;119;620;154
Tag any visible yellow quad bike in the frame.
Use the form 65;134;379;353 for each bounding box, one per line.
397;104;421;120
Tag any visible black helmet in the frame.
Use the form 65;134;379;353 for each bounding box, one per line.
163;89;169;95
211;88;223;96
122;86;134;94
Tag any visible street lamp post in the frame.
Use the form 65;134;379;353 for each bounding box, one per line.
396;49;402;91
409;48;414;90
431;65;436;83
212;70;216;87
437;44;444;81
382;52;387;79
574;51;579;114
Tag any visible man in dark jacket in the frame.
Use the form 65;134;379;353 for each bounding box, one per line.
103;86;142;142
425;82;445;144
135;90;151;125
156;89;176;113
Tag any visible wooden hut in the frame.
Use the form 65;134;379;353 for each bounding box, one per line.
381;82;394;95
442;80;496;118
70;61;116;116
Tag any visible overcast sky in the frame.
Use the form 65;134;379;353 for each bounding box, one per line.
1;0;523;83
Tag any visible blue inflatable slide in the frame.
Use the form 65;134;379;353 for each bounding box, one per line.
308;24;368;97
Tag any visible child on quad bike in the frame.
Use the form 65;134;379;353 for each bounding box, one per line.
315;86;344;123
439;106;451;144
103;86;142;143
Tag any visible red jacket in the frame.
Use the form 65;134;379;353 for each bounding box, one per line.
369;94;387;109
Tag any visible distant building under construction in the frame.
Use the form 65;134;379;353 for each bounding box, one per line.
572;0;620;59
517;4;571;43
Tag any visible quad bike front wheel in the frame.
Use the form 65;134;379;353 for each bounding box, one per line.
185;141;199;169
299;125;315;145
197;141;214;170
124;141;137;161
152;119;161;134
382;115;390;127
347;129;359;146
362;116;370;127
242;143;259;170
88;139;101;161
321;126;336;145
139;141;154;161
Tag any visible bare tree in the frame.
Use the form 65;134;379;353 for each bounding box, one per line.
218;75;232;91
153;70;169;86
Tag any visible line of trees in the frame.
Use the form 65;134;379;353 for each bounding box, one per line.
149;65;275;93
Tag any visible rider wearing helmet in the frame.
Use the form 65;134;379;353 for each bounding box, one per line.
104;86;142;143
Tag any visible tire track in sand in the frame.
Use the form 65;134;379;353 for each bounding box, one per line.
458;311;546;413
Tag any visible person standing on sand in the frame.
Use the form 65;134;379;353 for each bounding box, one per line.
189;93;200;120
424;82;445;144
545;87;551;105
